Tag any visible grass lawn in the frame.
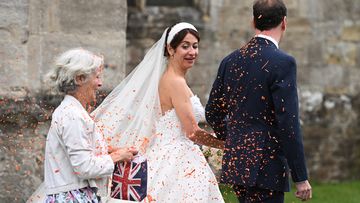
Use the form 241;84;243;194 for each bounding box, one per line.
285;181;360;203
220;181;360;203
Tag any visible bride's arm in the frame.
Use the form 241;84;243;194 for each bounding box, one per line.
192;128;224;149
170;79;225;149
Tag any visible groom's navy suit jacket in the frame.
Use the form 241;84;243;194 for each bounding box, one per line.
206;37;308;192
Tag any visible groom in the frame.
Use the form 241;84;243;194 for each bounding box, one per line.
205;0;312;202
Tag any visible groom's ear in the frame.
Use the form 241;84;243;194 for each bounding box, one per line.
281;16;287;31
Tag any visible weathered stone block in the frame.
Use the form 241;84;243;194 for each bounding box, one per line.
26;32;126;92
28;0;59;34
0;0;29;43
320;0;360;21
58;0;127;34
0;41;28;89
341;25;360;42
324;42;357;66
0;0;29;90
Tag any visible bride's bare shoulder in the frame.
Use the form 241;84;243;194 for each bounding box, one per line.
159;72;179;90
160;73;186;87
159;74;187;110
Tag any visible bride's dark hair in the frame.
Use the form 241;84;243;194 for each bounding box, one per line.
164;26;200;57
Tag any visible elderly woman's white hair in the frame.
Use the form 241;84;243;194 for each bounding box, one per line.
47;48;104;93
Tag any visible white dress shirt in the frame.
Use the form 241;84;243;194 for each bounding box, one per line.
256;34;279;48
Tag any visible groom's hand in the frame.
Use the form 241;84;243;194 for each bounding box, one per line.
295;180;312;201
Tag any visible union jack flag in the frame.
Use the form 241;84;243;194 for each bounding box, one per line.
111;156;147;201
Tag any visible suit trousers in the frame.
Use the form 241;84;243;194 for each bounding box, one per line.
233;185;284;203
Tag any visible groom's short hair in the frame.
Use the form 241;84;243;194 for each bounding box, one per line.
253;0;287;31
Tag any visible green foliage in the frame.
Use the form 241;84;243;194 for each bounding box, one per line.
285;181;360;203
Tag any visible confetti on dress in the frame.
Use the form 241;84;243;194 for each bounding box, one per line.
145;96;224;202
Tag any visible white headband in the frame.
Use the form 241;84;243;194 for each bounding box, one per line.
166;22;198;45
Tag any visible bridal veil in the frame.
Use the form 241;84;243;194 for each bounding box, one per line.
91;29;168;152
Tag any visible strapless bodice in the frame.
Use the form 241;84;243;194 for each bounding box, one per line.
152;96;205;146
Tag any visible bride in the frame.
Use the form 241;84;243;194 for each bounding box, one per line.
92;22;224;202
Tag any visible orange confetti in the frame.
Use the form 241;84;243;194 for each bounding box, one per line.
106;137;112;143
261;60;269;69
146;194;155;202
185;169;196;177
140;137;150;153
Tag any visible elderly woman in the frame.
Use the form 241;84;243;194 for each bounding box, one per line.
44;48;137;202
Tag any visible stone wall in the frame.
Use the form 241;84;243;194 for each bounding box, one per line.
0;0;127;202
0;0;359;201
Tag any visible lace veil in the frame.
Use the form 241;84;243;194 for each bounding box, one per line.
91;32;167;153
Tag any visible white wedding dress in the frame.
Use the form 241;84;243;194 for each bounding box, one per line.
145;96;224;202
